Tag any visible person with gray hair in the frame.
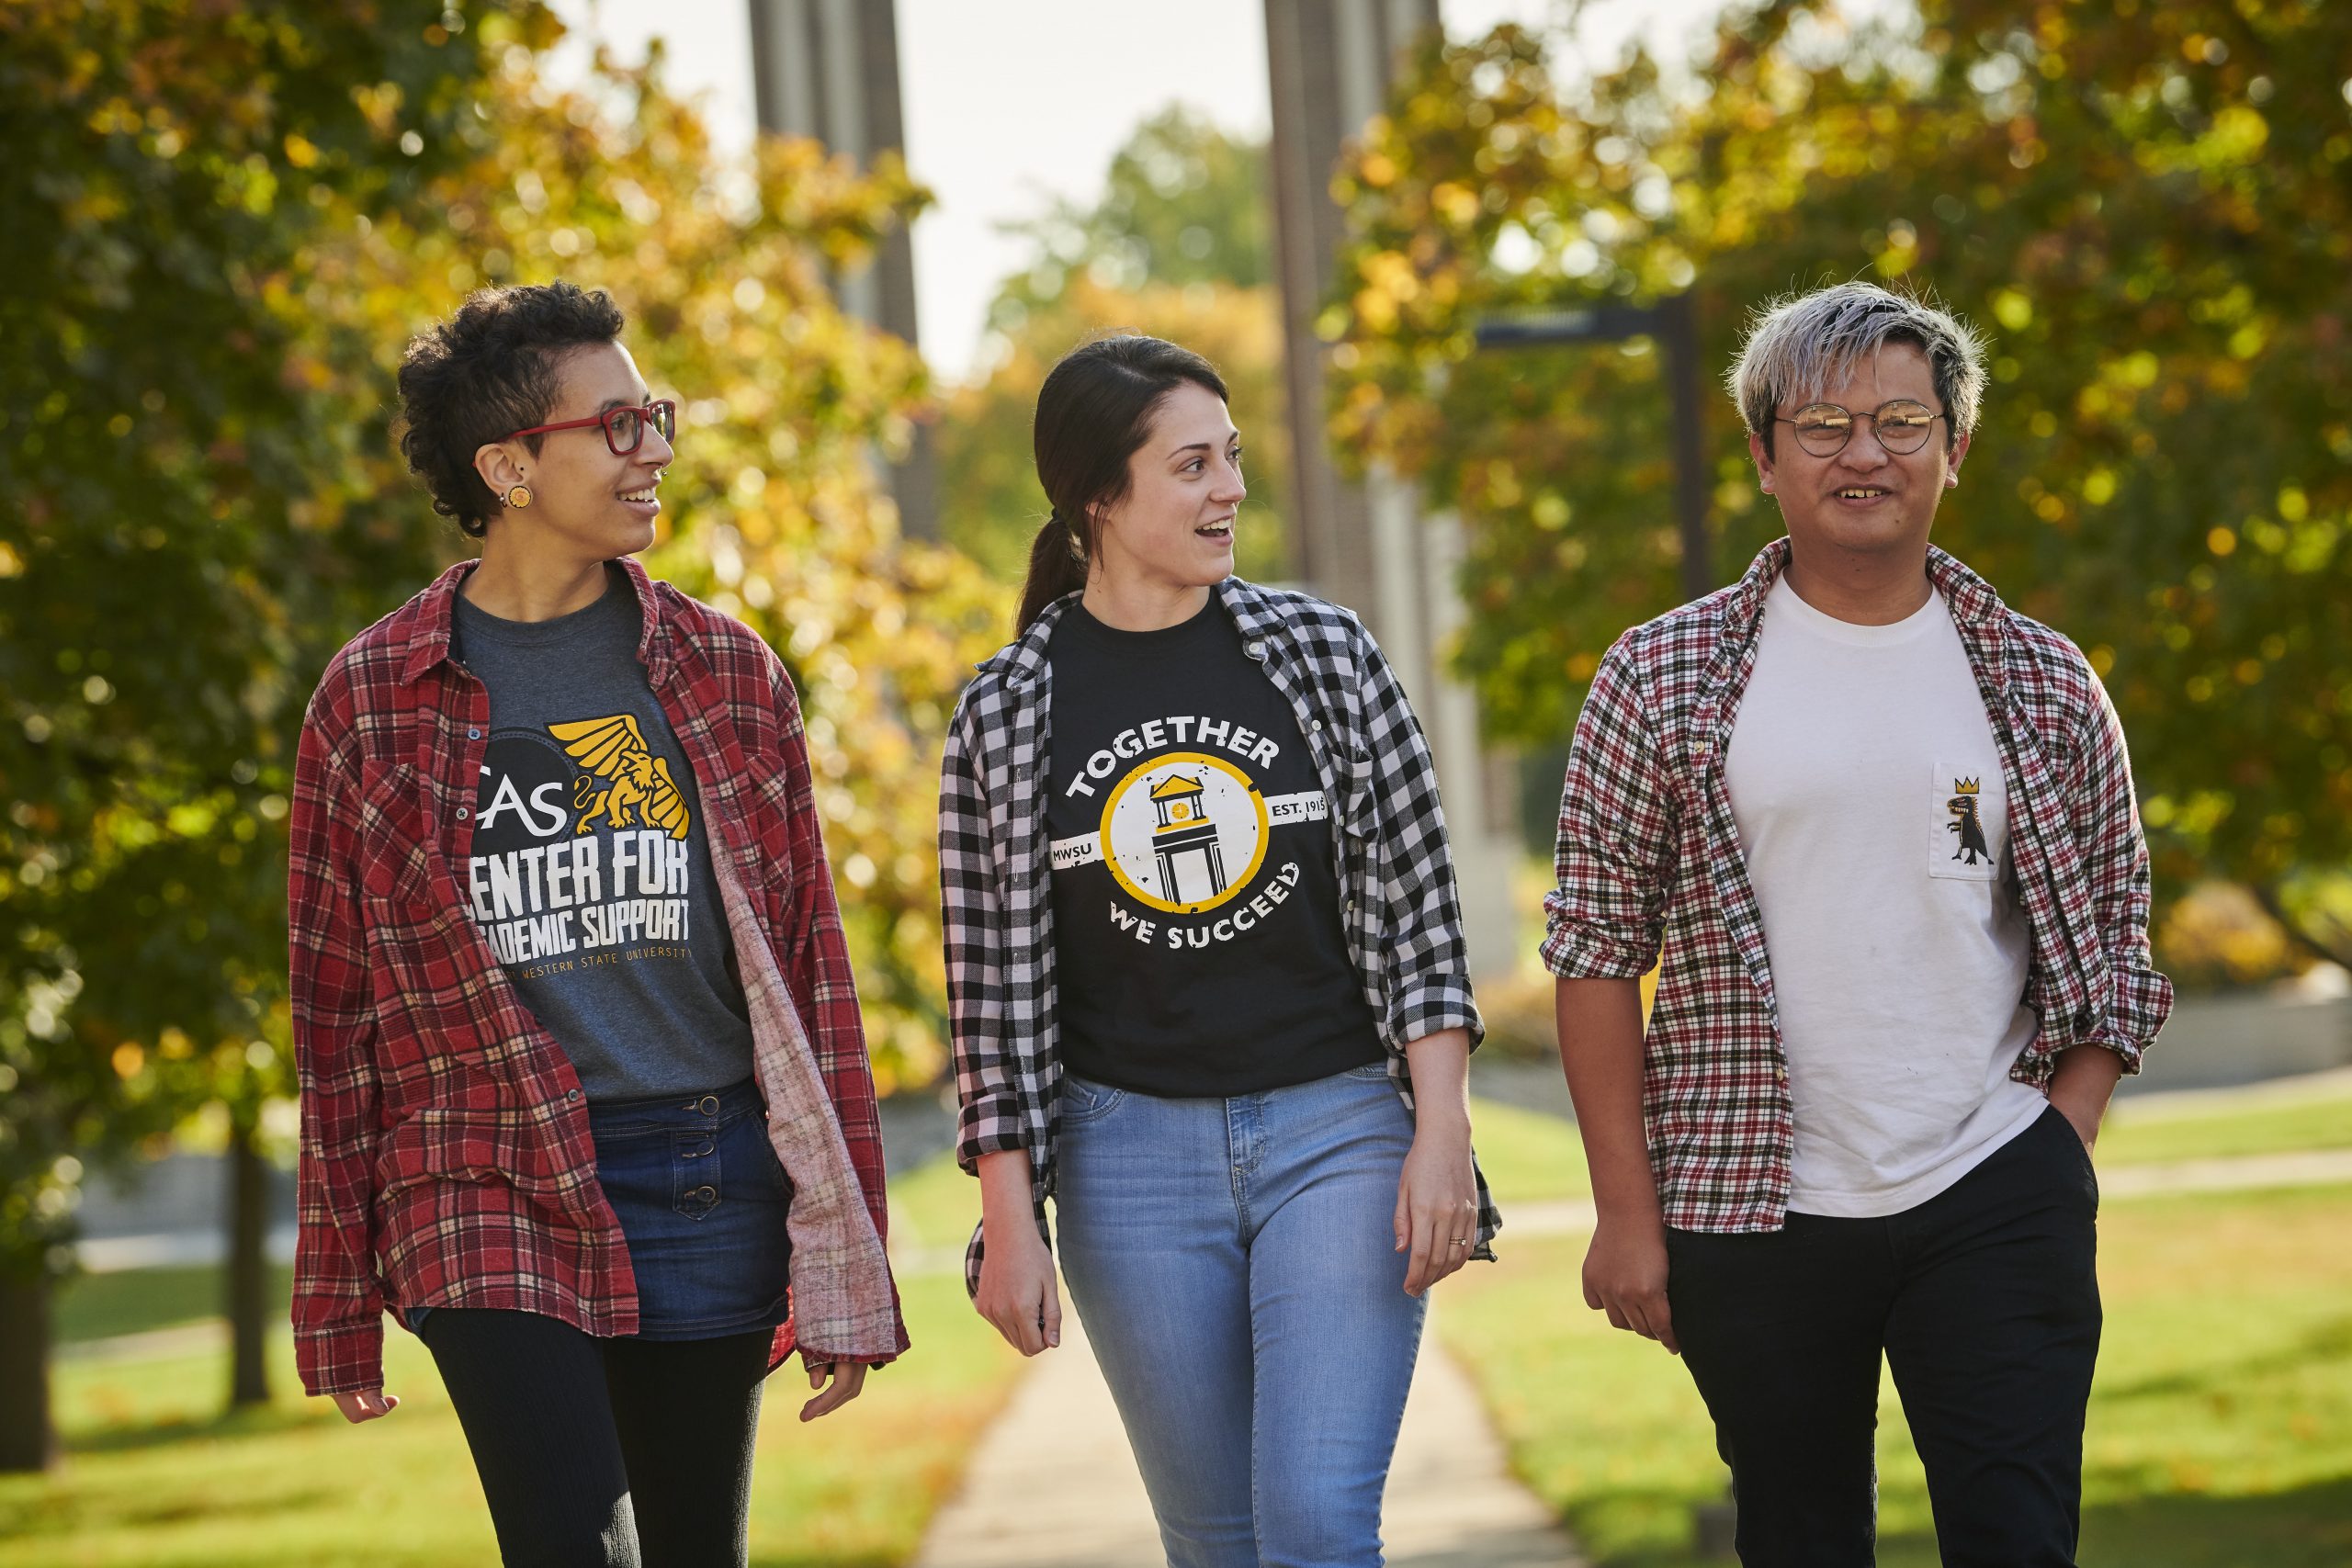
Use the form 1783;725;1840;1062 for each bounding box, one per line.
1543;279;2171;1565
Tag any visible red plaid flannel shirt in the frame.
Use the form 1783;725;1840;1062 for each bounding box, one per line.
289;558;905;1396
1543;540;2173;1232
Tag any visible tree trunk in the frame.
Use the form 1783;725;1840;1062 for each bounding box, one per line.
0;1268;56;1472
226;1122;271;1408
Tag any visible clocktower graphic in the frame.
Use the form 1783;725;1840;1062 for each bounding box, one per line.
1148;772;1227;902
1096;751;1271;915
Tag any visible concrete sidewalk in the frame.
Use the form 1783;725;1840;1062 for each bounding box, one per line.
910;1303;1583;1568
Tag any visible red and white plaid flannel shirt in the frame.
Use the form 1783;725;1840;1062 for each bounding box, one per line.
289;558;905;1396
1543;539;2173;1232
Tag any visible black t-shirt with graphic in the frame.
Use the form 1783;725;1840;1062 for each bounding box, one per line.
452;569;754;1100
1045;598;1383;1099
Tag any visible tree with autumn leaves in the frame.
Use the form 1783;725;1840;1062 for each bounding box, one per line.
937;107;1296;592
1320;0;2352;965
0;0;995;1467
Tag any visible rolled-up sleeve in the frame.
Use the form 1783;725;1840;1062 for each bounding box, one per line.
1542;636;1679;979
2068;667;2172;1067
938;695;1029;1169
1353;628;1483;1050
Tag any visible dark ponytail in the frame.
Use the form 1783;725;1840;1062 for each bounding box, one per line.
1015;333;1229;634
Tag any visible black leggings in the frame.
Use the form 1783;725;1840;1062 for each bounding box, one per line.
417;1308;774;1568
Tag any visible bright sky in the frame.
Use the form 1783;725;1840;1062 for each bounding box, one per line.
548;0;1730;383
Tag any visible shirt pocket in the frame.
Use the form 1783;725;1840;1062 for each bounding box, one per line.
1927;758;2003;883
375;1103;571;1203
356;764;440;912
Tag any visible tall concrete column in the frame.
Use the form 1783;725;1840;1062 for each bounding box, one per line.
1265;0;1522;979
747;0;938;540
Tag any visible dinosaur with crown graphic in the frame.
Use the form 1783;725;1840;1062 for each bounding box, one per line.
1947;776;1990;866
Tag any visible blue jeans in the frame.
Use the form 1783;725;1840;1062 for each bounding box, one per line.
1054;1061;1427;1568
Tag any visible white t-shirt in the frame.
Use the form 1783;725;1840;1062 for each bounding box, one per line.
1726;576;2048;1217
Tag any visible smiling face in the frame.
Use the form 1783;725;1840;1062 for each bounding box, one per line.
1748;341;1968;565
473;340;673;564
1090;379;1245;594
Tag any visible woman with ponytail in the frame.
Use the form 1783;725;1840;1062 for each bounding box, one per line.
937;333;1500;1565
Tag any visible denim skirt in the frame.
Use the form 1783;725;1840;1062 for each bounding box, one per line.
405;1076;794;1341
588;1076;796;1340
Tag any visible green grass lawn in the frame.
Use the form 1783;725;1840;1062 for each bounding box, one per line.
1466;1068;2352;1206
2097;1075;2352;1167
55;1265;295;1345
883;1144;983;1260
9;1159;1022;1568
1472;1095;1596;1200
1453;1086;2352;1567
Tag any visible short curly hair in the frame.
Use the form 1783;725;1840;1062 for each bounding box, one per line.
395;282;628;536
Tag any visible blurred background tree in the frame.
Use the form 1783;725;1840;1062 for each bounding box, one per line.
936;106;1295;596
1320;0;2352;971
0;0;996;1469
326;37;1005;1092
0;0;549;1468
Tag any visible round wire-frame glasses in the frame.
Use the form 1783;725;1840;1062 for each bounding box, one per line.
1774;399;1943;457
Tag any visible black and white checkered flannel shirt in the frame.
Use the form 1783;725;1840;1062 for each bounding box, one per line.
938;577;1501;1294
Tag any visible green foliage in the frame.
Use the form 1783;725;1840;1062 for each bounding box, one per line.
322;42;1006;1089
0;1;1001;1287
939;107;1294;607
989;105;1272;326
1322;3;2352;932
939;277;1296;595
0;0;550;1275
2155;880;2312;988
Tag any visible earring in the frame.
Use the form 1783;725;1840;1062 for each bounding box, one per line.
505;484;533;509
1945;474;1959;490
1760;479;1773;494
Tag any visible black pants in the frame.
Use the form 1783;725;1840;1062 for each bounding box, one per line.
1666;1106;2103;1568
418;1308;774;1568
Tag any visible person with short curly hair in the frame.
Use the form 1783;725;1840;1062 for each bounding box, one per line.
394;279;630;538
288;281;904;1568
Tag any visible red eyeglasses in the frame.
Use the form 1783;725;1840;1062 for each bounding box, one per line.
504;400;677;457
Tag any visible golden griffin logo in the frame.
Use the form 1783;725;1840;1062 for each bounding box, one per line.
548;714;692;840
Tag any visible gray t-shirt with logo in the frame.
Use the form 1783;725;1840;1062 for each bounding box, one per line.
452;569;754;1099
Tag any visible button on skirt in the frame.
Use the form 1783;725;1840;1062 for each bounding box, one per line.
582;1075;795;1341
